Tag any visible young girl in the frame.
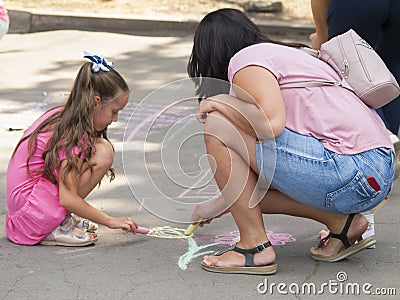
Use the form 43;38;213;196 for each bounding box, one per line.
187;9;394;275
6;52;138;246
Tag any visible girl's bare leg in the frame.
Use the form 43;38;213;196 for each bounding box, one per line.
77;138;114;198
57;138;112;238
202;112;368;267
62;138;113;236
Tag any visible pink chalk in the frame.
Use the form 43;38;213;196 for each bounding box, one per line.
136;226;150;234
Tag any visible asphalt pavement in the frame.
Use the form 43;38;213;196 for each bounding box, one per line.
0;11;399;300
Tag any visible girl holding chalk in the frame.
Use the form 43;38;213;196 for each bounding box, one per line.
6;52;138;246
187;9;394;274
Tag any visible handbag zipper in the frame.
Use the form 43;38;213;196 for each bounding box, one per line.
338;38;349;79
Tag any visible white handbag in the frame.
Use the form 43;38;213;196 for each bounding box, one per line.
280;29;400;109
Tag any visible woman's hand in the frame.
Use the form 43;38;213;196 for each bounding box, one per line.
190;198;230;227
196;98;217;124
105;216;138;234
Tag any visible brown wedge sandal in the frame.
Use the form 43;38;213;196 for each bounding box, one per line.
311;214;376;262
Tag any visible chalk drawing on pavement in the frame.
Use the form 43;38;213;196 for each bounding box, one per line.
178;238;218;270
138;224;296;270
146;226;191;239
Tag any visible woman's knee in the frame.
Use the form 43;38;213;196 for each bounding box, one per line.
91;138;114;169
203;112;236;145
203;111;252;152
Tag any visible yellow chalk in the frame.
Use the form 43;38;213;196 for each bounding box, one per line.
184;223;199;236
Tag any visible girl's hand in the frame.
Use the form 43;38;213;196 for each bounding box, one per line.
106;216;138;234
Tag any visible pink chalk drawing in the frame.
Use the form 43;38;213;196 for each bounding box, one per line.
211;230;296;246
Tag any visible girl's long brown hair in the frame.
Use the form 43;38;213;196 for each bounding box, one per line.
13;62;129;187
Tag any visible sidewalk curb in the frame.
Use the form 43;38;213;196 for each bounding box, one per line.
8;9;315;37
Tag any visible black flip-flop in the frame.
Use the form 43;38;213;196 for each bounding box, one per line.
311;214;376;262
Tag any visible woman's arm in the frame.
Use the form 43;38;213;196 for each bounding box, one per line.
197;66;285;139
310;0;331;49
197;94;264;138
231;65;286;139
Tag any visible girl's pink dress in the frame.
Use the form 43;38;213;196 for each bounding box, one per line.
0;0;9;23
6;107;69;245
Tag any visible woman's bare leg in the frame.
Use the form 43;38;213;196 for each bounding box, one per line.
202;112;368;267
258;189;369;257
202;112;276;267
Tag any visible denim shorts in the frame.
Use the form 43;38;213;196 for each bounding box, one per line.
256;128;394;214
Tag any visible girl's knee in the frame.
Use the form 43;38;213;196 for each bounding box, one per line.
92;138;114;169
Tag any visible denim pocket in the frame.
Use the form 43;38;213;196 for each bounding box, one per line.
325;170;380;214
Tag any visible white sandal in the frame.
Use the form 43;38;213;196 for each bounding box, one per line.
62;214;99;232
73;215;99;232
40;226;98;247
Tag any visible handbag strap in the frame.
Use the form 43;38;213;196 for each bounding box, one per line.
280;47;345;90
299;47;319;58
280;80;342;89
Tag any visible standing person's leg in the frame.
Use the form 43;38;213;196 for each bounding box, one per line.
328;0;399;134
380;96;400;136
327;0;389;45
376;1;400;135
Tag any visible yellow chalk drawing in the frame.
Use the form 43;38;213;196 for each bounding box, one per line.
146;226;192;239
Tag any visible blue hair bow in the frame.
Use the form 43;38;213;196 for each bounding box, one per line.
83;51;114;72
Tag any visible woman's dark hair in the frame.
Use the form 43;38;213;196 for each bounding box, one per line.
187;8;307;100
